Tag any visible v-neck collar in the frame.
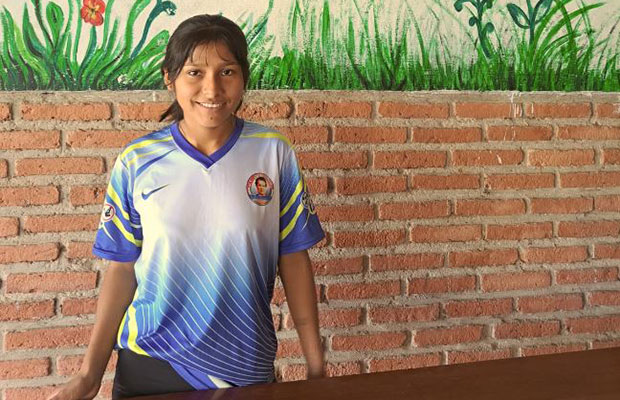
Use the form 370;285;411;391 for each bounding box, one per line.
170;118;244;169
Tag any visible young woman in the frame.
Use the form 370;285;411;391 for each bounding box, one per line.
47;14;325;400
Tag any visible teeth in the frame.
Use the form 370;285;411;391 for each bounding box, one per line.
198;102;223;108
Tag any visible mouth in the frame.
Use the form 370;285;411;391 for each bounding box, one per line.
196;101;224;109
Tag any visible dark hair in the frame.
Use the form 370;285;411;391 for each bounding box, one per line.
256;177;267;185
159;14;250;122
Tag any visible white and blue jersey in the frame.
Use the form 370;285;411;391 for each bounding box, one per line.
92;118;324;389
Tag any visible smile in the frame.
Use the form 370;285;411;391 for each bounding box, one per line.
197;102;224;109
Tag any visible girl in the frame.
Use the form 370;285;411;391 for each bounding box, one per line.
48;14;325;400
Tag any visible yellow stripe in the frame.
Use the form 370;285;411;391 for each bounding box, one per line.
111;215;142;247
280;180;303;217
280;203;304;241
106;185;130;221
126;289;148;356
241;132;292;146
120;136;173;161
209;375;233;388
125;147;170;167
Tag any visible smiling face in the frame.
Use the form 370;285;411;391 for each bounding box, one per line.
164;41;245;138
256;178;267;196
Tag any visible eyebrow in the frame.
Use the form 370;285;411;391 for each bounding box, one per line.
184;61;239;67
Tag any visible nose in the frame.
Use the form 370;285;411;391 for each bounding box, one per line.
201;72;222;96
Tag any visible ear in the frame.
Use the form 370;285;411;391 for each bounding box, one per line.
163;70;174;91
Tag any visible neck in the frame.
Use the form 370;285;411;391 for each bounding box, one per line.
178;117;236;156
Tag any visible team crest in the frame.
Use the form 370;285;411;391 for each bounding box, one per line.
247;173;274;206
301;186;316;214
101;202;115;222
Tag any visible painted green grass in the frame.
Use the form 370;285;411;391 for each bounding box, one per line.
0;0;618;91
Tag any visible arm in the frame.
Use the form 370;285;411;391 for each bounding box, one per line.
47;261;137;400
278;250;325;379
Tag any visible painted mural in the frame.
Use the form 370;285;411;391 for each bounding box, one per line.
0;0;618;91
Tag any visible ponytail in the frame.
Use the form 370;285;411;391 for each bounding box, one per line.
159;100;184;122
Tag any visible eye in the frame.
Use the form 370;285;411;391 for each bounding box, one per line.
187;69;201;77
221;68;234;76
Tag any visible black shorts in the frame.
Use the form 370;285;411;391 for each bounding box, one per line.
112;349;195;399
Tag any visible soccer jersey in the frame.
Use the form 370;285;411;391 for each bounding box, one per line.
92;118;324;389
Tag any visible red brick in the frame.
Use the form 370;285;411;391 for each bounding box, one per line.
67;130;146;148
596;195;620;212
444;298;513;318
415;325;484;347
487;222;553;240
332;332;408;351
481;272;551;292
592;340;620;349
326;280;401;300
558;125;620;140
368;354;442;372
558;221;620;238
485;173;555;190
0;301;55;321
603;149;620;164
590;291;620;306
525;103;591;118
411;174;480;190
6;272;97;293
0;103;10;120
279;364;306;382
21;103;111;121
449;248;518;268
5;325;93;349
66;241;95;260
335;176;407;195
455;199;525;216
595;243;620;259
0;185;59;206
378;102;449;118
312;257;363;275
448;349;512;364
414;127;481;143
521;344;587;357
0;130;60;149
0;243;60;264
16;157;104;175
529;149;595;166
495;320;560;339
379;201;449;220
371;253;444;272
306;177;328;194
117;102;171;121
517;294;583;313
409;276;476;294
411;224;482;243
23;214;99;233
317;204;374;222
334;127;407;143
298;151;367;169
334;230;405;248
455;102;515;119
279;126;329;144
237;102;292;120
369;304;440;323
556;267;618;285
561;172;620;188
531;197;593;214
276;338;303;358
5;386;58;400
596;103;620;118
373;151;446;169
453;150;523;166
62;297;98;316
285;308;363;330
326;362;363;377
488;126;553;141
297;102;371;118
522;246;588;264
0;358;50;379
567;315;620;334
56;353;116;376
0;217;19;237
70;185;106;206
0;159;7;177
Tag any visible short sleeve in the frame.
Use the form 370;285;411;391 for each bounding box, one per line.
92;156;143;262
279;146;325;255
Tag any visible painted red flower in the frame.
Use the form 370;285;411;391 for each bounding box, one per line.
81;0;106;26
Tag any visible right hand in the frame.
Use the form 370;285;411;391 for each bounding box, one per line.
45;373;101;400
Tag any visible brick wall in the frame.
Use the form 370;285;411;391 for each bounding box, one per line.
0;91;619;399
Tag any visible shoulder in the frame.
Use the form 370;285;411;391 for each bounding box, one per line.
117;124;176;168
238;120;293;149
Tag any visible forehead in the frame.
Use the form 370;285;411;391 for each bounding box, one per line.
186;42;238;66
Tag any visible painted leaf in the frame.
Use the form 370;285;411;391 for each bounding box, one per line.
534;0;553;23
507;3;530;29
45;1;64;45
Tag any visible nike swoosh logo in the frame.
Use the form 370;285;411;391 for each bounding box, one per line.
141;184;169;200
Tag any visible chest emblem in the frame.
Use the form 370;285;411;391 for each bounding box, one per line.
247;173;274;206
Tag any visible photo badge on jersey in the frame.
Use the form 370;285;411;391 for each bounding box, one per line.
247;173;274;206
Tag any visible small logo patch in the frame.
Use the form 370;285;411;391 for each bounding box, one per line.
101;202;115;222
247;173;274;206
141;184;169;200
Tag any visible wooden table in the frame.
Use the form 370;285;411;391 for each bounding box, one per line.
129;347;620;400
